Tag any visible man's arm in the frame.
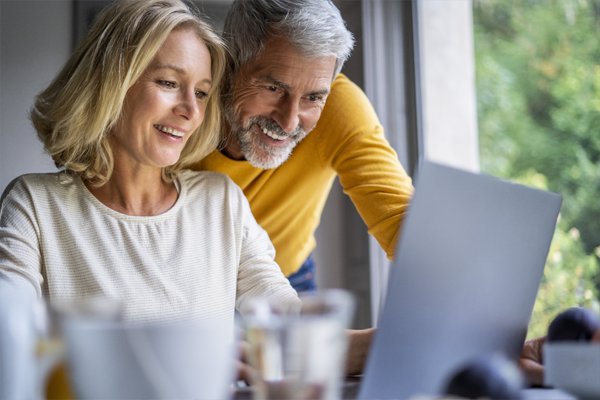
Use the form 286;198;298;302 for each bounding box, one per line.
345;330;548;379
316;74;413;262
519;336;545;386
346;328;376;375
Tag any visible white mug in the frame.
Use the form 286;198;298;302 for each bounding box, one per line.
0;283;46;400
62;318;236;400
0;284;237;400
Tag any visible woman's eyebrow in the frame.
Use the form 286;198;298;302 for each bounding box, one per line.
152;64;186;74
151;64;212;85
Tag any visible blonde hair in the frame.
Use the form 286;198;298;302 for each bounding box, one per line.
31;0;227;185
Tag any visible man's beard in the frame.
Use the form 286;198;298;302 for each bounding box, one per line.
225;109;308;170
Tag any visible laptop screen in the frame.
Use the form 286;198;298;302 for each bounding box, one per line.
359;161;562;400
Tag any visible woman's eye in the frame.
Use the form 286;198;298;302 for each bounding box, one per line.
195;90;207;100
160;80;176;88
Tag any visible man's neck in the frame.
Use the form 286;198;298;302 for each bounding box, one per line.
220;123;246;161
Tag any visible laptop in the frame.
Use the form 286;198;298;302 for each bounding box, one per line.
358;160;562;400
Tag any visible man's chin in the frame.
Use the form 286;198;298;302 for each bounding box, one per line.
242;143;293;169
246;152;291;170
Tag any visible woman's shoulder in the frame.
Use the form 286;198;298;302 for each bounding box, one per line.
177;169;248;211
2;172;74;200
0;172;80;220
178;169;240;192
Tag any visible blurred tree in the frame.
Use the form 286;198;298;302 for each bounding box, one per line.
473;0;600;338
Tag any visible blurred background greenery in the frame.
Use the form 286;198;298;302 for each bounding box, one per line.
473;0;600;338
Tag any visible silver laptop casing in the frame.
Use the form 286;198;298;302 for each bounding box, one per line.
359;161;562;400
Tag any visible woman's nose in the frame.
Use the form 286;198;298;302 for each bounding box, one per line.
176;90;201;122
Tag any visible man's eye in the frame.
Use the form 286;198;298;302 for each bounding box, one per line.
195;90;207;100
308;95;322;102
267;86;278;92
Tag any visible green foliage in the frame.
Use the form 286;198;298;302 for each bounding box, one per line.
473;0;600;339
530;224;600;338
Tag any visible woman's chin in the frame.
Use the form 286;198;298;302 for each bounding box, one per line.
154;151;184;169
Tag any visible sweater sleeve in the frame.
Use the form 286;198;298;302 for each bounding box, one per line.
0;177;44;298
316;75;414;261
232;182;300;311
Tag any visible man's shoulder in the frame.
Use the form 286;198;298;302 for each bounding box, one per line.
328;73;364;99
319;74;379;127
309;74;380;142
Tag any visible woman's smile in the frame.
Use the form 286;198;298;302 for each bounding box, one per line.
154;124;187;139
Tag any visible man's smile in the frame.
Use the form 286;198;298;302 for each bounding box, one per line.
254;122;294;147
259;123;288;141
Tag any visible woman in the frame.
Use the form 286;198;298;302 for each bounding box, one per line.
0;0;298;328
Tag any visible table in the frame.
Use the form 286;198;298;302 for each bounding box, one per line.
233;377;361;400
233;378;577;400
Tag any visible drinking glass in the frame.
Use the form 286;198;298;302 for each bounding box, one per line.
242;289;355;400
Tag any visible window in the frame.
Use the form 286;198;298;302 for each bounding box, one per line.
474;0;600;338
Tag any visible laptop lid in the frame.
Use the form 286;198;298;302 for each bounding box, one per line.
358;161;562;400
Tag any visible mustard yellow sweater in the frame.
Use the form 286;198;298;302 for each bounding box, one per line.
191;74;414;277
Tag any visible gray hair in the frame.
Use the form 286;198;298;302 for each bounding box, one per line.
223;0;354;78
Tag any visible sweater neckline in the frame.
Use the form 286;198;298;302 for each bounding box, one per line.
76;174;186;222
212;149;265;170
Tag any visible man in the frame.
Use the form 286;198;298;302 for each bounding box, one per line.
192;0;413;292
192;0;545;381
190;0;411;375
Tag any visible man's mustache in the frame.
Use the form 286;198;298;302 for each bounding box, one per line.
248;116;304;138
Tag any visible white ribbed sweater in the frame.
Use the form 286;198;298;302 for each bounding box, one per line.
0;170;298;325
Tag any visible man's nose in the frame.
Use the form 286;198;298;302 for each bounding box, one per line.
273;97;300;134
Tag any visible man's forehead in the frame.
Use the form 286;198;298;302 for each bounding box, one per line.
242;39;337;93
